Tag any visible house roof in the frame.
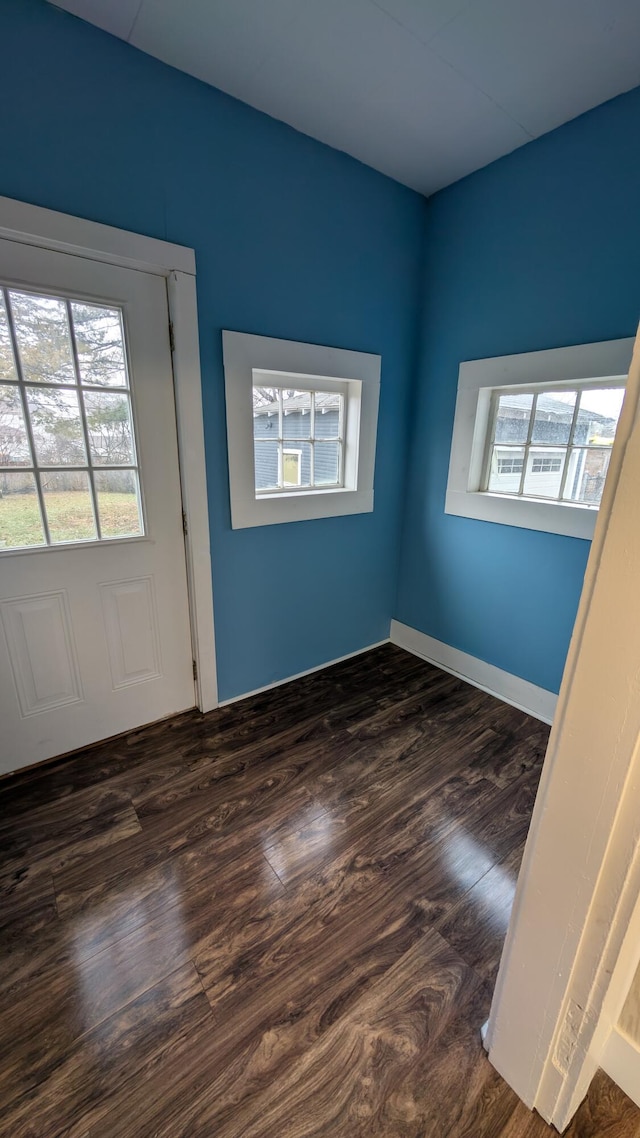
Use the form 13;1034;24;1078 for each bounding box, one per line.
253;393;339;416
501;391;615;429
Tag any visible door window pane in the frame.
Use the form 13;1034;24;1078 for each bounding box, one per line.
41;471;97;544
83;391;135;465
0;294;17;382
94;469;142;537
71;302;129;388
0;284;145;551
9;291;76;384
0;384;31;466
0;472;45;549
26;387;87;466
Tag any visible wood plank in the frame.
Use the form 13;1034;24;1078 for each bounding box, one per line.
0;963;212;1138
0;644;637;1137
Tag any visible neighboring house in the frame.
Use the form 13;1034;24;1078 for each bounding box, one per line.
489;392;616;503
253;393;341;490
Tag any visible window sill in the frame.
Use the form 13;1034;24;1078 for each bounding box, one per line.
445;488;598;539
231;486;374;529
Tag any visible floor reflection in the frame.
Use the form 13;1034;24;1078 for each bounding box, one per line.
71;872;186;1033
263;805;335;884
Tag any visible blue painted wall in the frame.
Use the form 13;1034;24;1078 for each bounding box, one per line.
396;86;640;695
0;0;425;700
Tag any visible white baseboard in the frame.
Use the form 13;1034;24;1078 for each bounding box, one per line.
601;1027;640;1109
217;639;390;707
390;620;556;724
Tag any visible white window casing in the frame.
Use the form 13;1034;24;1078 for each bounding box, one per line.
223;330;381;529
445;338;634;539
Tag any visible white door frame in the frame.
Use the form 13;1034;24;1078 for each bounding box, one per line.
0;194;218;712
486;324;640;1131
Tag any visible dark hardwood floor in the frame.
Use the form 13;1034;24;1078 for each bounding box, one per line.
1;644;638;1137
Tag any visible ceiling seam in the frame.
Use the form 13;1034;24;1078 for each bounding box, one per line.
427;43;537;137
366;0;536;137
368;0;477;49
127;0;145;43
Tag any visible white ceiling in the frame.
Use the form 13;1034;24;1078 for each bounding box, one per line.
52;0;640;195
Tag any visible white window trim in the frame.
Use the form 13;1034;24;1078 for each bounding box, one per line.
223;330;380;529
0;194;217;712
445;337;634;540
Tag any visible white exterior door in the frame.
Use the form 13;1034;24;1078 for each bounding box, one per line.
0;238;195;775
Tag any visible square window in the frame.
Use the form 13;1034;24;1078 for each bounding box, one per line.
445;338;633;539
223;331;380;529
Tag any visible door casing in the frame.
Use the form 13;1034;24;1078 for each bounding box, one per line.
486;323;640;1131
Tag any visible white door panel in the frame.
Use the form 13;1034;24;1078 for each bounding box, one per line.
0;239;194;774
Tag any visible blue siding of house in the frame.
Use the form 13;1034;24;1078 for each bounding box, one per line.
254;409;340;488
0;0;425;700
396;85;640;695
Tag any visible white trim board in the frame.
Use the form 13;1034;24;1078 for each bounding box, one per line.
222;330;380;529
218;639;390;706
601;1028;640;1111
0;194;196;275
390;620;557;724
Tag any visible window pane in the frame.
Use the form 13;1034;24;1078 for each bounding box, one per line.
254;439;279;490
71;302;128;388
574;387;624;446
282;449;302;486
487;446;525;493
531;391;576;444
494;393;532;444
0;384;31;466
83;391;135;465
315;441;340;485
26;387;87;466
9;291;76;385
298;441;313;485
563;448;611;505
523;448;566;499
283;390;311;439
314;393;342;438
253;387;280;443
0;294;17;382
0;472;44;549
95;469;142;537
41;470;96;543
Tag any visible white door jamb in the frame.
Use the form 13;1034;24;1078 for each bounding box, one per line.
486;323;640;1131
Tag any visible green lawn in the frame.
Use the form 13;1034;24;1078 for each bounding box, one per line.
0;491;141;548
